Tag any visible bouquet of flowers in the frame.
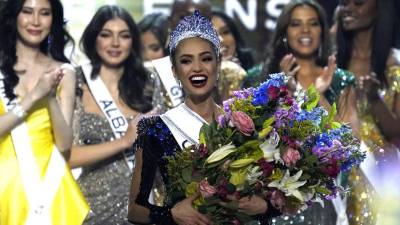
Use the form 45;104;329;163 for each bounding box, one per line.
166;73;365;224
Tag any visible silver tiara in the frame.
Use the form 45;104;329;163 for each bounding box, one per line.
169;10;220;55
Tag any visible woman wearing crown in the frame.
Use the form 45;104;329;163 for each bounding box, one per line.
128;11;280;225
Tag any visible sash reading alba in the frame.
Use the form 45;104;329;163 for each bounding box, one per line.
151;56;183;107
160;104;206;149
0;73;65;225
80;63;134;168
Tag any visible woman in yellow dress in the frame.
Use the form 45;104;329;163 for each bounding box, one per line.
0;0;88;224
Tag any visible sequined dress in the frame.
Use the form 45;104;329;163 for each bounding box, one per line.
73;97;132;225
72;67;165;225
345;65;400;225
272;68;356;225
131;116;280;225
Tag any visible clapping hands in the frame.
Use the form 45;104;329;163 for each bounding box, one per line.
315;55;336;93
32;64;73;100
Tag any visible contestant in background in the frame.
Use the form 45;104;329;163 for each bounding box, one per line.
138;12;169;61
211;9;248;103
0;0;88;224
262;1;357;224
336;0;400;224
69;5;159;225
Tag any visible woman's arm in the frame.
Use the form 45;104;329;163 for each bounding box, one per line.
0;66;63;137
128;117;210;225
337;86;360;135
358;73;400;143
48;65;76;155
69;120;137;168
0;93;38;137
128;148;175;224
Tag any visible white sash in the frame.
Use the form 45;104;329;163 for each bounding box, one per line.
151;56;183;107
81;63;134;169
160;104;206;149
0;73;66;225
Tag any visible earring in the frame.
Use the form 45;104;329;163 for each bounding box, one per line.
177;79;182;88
47;35;53;51
318;46;322;59
283;37;289;51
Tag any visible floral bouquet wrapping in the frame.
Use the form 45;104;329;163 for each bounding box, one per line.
166;73;365;224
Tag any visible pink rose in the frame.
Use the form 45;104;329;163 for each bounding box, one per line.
270;190;286;211
231;111;255;136
199;180;217;198
282;148;301;167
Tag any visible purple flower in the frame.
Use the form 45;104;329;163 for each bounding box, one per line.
232;88;254;99
223;98;234;116
217;114;228;128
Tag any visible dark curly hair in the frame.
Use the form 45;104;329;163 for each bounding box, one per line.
80;5;152;113
0;0;74;100
262;0;331;76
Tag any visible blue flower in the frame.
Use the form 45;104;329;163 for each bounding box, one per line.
252;73;285;106
296;107;326;126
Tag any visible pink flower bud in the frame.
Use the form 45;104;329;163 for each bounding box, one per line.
199;180;217;198
282;147;301;167
231;111;255;136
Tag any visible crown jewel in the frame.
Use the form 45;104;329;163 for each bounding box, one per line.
169;10;220;55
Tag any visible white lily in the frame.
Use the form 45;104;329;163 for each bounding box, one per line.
246;166;263;185
259;130;281;162
268;170;307;202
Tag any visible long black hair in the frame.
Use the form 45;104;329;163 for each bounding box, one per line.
262;0;331;75
138;12;169;57
211;10;255;71
336;0;396;86
0;0;73;100
80;5;152;113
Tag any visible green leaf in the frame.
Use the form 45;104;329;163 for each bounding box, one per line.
315;186;332;195
198;205;207;214
262;116;275;128
304;85;320;111
182;166;192;183
327;103;337;123
226;182;237;194
331;122;341;129
229;158;254;168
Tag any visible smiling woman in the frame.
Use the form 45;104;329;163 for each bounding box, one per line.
68;5;161;225
128;10;279;225
260;0;360;224
0;0;89;224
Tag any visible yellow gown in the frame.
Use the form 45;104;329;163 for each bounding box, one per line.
0;98;89;225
